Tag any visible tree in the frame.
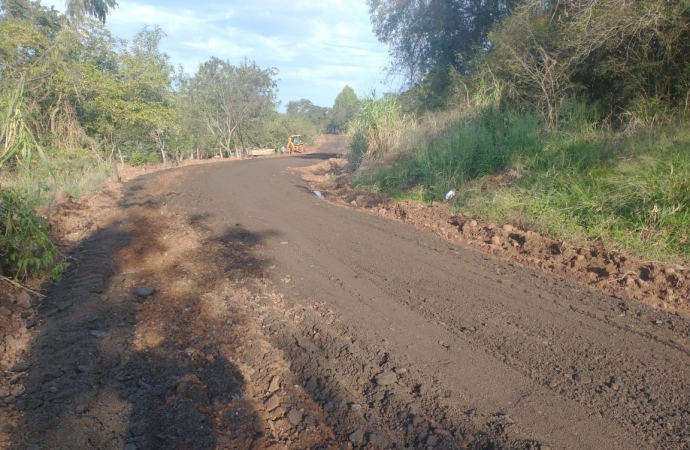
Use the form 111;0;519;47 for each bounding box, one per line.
285;98;331;132
368;0;518;84
65;0;118;24
185;57;278;157
72;25;177;164
487;0;690;123
331;85;360;132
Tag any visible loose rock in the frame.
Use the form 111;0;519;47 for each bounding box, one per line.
268;376;280;392
16;292;32;310
348;429;364;446
286;408;302;426
369;433;388;447
434;428;453;438
10;362;29;372
264;394;280;411
374;371;397;386
134;286;156;297
305;376;318;392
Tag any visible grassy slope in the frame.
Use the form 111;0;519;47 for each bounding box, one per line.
354;107;690;262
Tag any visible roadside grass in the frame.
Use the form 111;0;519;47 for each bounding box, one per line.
353;106;690;262
0;155;113;208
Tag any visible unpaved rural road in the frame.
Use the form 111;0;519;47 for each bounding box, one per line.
5;136;689;450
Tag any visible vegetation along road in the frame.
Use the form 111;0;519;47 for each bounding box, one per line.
2;136;687;450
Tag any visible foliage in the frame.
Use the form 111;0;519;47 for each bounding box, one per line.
178;57;278;157
355;100;690;260
463;125;690;260
331;85;361;132
361;0;690;262
127;149;160;166
369;0;518;84
357;106;539;197
65;0;118;24
286;99;331;132
347;91;413;171
484;0;690;124
242;111;318;150
0;188;66;279
0;84;53;176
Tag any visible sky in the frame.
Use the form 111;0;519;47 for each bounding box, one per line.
52;0;395;110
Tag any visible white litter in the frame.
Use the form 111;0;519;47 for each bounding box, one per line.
445;189;456;200
313;190;324;199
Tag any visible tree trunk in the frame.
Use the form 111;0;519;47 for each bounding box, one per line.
112;159;121;182
49;93;62;135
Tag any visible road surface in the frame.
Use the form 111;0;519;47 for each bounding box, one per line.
9;136;689;449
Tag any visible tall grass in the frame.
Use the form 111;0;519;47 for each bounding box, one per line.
346;91;414;172
354;101;690;261
0;154;113;208
359;107;541;199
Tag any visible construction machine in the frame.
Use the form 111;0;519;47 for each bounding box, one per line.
286;135;306;154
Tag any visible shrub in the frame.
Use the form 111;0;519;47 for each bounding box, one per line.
0;188;67;280
128;150;161;166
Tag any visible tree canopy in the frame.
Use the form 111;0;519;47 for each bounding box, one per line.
369;0;517;83
369;0;690;122
285;99;331;132
179;57;278;157
331;85;361;132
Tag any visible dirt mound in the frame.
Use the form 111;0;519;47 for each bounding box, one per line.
301;159;689;317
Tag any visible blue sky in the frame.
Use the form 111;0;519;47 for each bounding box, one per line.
56;0;395;110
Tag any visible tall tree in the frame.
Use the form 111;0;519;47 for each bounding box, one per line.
65;0;118;24
331;85;360;132
368;0;517;84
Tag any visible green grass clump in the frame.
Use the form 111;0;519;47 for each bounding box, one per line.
357;108;541;199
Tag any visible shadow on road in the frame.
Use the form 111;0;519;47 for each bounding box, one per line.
295;152;341;161
6;180;259;449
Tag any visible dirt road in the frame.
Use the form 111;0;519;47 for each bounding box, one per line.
3;136;689;449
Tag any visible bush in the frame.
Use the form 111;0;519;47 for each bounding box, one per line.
0;188;66;280
128;150;161;166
